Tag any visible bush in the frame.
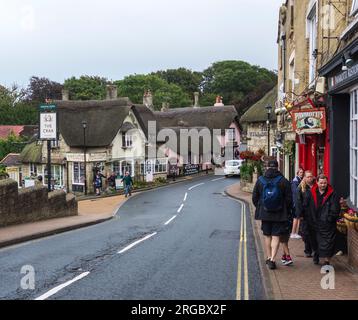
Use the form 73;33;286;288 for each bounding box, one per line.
154;177;167;184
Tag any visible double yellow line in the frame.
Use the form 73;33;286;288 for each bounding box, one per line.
236;201;249;300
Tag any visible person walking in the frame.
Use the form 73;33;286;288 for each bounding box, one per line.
122;171;133;197
93;171;105;196
290;168;304;239
301;174;340;265
296;170;315;258
252;159;293;270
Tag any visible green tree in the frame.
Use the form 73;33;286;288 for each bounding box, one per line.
201;60;277;115
115;74;191;110
0;85;37;125
0;133;28;160
63;76;109;100
152;68;202;97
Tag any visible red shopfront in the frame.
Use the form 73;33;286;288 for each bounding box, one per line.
292;107;330;179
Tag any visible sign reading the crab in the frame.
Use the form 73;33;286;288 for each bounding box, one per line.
40;113;57;140
291;108;326;134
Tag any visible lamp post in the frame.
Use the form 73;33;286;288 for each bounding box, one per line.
265;104;272;157
82;120;87;195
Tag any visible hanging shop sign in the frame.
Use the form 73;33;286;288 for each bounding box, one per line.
291;108;326;134
39;112;57;140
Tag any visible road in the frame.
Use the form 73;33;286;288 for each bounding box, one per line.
0;175;265;300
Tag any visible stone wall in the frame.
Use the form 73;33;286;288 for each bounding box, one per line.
348;227;358;271
0;179;77;227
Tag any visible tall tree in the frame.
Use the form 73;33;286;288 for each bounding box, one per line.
25;76;63;104
152;68;202;97
201;60;277;115
63;76;109;100
115;74;191;110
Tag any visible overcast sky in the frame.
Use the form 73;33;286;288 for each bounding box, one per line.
0;0;283;87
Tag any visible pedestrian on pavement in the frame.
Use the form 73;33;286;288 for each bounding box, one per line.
94;171;105;196
252;158;293;270
301;174;340;266
290;168;304;239
35;175;43;187
107;172;117;189
122;171;133;197
296;170;315;258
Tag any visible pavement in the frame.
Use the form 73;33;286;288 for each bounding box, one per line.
0;172;212;249
225;182;358;300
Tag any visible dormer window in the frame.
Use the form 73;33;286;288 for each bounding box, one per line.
122;133;133;148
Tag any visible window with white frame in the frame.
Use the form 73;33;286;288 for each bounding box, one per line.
122;133;133;148
29;163;38;176
307;4;317;85
50;140;59;148
350;89;358;207
351;0;358;16
44;165;64;188
73;162;85;185
112;161;120;175
154;159;167;173
289;58;295;92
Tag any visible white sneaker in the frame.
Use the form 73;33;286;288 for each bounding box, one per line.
294;234;302;239
290;234;296;239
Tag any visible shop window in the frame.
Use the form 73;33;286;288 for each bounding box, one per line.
350;89;358;207
112;161;120;175
155;159;167;173
44;165;64;189
73;162;85;185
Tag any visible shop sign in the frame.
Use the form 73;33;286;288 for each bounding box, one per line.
329;62;358;90
39;113;57;140
291;108;326;134
183;164;200;176
65;153;107;162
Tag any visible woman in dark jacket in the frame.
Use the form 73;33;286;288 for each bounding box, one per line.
304;174;340;266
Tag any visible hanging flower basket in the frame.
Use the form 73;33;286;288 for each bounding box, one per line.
336;218;347;235
344;210;358;232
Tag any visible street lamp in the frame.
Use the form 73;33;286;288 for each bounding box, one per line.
265;104;273;157
82;120;87;195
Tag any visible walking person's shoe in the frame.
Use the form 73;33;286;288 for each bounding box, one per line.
265;258;271;265
294;234;302;239
267;260;277;270
305;252;313;258
281;255;287;264
313;253;320;265
283;255;293;266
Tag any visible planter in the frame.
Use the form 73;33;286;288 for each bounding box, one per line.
344;213;358;232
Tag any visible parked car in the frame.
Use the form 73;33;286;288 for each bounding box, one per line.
224;159;244;177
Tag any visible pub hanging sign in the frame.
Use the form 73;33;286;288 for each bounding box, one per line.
291;108;326;134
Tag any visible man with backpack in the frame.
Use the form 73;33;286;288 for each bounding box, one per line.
252;159;293;270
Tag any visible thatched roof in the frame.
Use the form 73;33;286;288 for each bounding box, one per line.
240;86;277;123
154;106;239;130
0;153;21;166
19;142;43;163
54;99;132;147
131;105;161;139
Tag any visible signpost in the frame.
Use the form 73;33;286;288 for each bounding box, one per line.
39;103;57;192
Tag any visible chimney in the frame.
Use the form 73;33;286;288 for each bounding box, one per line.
62;89;69;101
161;102;170;112
143;90;154;110
106;85;118;100
214;95;224;107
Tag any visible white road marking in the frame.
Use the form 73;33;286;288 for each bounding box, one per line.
177;204;184;213
211;177;225;182
164;215;177;225
35;272;90;300
183;193;188;202
118;232;157;254
188;183;204;191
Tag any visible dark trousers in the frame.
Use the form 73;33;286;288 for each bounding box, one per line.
301;220;314;255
